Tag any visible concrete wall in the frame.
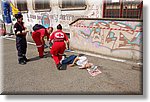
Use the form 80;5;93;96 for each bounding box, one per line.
70;19;143;60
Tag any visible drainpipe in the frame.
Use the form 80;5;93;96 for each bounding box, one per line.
102;0;106;18
120;0;123;18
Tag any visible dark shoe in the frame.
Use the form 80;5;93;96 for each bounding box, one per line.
44;51;49;54
24;57;29;62
26;59;30;62
19;60;26;65
57;63;62;70
23;56;29;62
44;44;48;48
61;64;67;70
62;54;67;58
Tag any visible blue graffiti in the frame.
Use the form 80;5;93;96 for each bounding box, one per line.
41;15;50;28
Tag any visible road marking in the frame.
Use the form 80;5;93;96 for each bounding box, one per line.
2;37;36;45
75;50;126;62
2;37;142;65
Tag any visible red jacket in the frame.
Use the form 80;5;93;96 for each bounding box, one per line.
50;30;68;43
32;28;49;45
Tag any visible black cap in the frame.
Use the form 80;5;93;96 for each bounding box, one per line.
15;13;23;19
57;24;62;30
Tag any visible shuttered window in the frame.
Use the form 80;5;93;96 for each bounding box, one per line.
33;0;51;11
16;0;28;12
103;0;143;19
59;0;86;11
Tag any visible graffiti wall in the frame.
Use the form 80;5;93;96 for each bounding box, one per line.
70;19;143;60
24;12;88;32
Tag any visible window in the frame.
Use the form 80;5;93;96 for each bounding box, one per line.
103;0;143;19
122;0;143;19
59;0;86;11
33;0;51;12
16;0;28;12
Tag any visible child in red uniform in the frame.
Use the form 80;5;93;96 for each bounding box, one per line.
32;27;53;58
50;24;69;70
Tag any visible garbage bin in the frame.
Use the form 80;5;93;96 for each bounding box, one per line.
0;19;6;36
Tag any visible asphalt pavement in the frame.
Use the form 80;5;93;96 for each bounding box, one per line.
1;36;142;95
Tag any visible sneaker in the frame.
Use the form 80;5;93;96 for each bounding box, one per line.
62;54;66;58
61;64;67;70
19;60;26;65
24;57;29;62
44;44;48;48
44;51;49;54
57;63;62;70
26;58;30;62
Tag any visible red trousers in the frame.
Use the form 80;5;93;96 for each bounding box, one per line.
37;45;44;58
50;42;66;65
32;32;44;58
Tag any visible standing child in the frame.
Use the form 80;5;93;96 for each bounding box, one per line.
14;13;28;65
